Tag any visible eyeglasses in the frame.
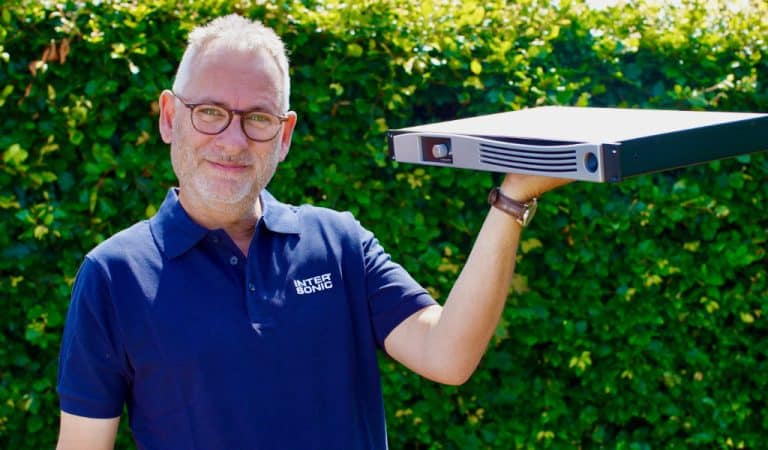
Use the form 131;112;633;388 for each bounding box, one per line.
171;91;289;142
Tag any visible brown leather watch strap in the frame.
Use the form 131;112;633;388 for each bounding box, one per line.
487;187;538;226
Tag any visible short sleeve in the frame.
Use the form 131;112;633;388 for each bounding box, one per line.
360;226;437;347
57;257;130;418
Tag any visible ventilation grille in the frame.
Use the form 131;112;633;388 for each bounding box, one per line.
479;143;578;173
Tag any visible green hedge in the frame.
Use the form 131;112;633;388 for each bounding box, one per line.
1;0;767;448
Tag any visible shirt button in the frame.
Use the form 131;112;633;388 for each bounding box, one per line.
211;235;220;244
230;256;238;265
248;283;256;292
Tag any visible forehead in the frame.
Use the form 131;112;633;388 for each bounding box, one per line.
182;45;283;110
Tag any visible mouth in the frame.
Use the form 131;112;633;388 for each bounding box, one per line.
206;160;250;172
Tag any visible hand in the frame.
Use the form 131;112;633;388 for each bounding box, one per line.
499;173;573;201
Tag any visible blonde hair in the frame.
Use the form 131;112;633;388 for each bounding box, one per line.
172;14;291;110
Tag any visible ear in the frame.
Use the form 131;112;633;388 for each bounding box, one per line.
158;90;176;144
278;111;298;162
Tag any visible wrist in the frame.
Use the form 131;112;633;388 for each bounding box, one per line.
487;187;538;227
498;187;532;203
498;180;535;203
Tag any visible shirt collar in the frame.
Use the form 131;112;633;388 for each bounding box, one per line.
150;188;300;259
259;189;301;235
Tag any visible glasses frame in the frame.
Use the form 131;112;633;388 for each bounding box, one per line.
171;91;289;142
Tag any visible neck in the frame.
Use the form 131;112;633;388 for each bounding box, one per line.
178;189;262;256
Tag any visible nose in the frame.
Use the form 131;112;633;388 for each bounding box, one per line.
214;114;249;151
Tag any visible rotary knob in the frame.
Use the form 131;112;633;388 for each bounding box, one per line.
431;143;451;159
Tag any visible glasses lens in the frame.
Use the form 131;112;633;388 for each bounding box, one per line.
191;105;230;134
243;112;281;141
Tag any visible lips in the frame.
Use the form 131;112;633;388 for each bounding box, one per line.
205;159;250;171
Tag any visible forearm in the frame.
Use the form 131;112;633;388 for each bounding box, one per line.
422;206;522;383
385;174;568;385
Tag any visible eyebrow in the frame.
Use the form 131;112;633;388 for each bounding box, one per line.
193;97;280;113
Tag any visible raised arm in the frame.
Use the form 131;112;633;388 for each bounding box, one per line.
384;173;570;385
56;411;120;450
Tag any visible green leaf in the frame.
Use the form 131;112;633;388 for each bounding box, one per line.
3;144;28;166
470;59;482;75
346;43;363;58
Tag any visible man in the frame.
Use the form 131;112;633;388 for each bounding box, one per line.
56;14;568;450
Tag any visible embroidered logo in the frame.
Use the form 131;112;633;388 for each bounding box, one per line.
294;273;334;295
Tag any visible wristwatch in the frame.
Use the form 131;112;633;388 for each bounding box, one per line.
487;187;538;227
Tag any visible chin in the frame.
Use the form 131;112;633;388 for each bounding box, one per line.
204;190;257;206
194;180;260;206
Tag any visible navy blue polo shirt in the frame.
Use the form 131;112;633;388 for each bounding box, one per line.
58;188;435;450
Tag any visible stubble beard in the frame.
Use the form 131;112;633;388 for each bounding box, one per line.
172;138;282;215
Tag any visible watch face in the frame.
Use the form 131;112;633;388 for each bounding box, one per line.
521;198;538;226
